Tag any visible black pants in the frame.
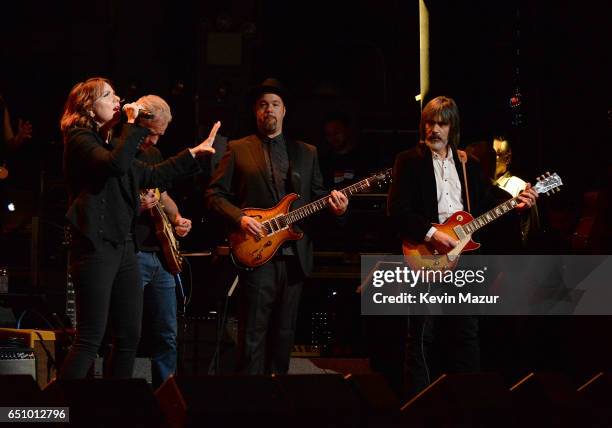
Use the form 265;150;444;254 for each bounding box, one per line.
59;237;143;379
237;257;303;375
406;315;480;396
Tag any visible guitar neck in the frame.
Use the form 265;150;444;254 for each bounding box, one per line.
153;201;170;223
66;273;77;327
284;176;375;225
462;197;521;235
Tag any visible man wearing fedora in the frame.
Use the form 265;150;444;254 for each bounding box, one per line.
206;78;348;374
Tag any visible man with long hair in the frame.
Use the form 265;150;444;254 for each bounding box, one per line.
387;96;537;395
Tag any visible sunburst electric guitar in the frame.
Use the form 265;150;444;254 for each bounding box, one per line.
402;172;563;270
141;188;183;274
229;169;392;268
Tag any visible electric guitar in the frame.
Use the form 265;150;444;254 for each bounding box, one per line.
141;189;183;274
229;169;392;268
402;172;563;270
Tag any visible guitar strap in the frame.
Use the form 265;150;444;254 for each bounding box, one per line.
457;149;471;214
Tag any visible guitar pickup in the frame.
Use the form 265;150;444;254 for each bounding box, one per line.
453;225;467;240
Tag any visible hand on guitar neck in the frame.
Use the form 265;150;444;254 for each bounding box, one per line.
140;188;159;212
515;183;539;211
328;190;348;215
141;189;192;237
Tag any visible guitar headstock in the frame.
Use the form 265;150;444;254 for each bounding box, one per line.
371;168;393;184
534;172;563;196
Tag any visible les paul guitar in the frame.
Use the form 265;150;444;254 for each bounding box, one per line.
402;172;563;270
141;188;183;274
229;169;392;269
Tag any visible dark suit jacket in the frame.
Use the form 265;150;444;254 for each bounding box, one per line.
387;143;489;243
64;123;200;249
205;134;328;276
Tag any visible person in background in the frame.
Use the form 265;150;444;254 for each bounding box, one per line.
319;113;364;188
493;135;539;247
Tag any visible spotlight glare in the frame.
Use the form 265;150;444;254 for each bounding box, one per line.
7;203;15;212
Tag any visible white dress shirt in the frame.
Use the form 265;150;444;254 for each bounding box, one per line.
496;171;526;198
425;147;463;241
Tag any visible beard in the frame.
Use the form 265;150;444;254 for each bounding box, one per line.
260;115;278;133
424;138;447;153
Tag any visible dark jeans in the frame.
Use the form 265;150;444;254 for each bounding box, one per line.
406;315;480;396
59;237;143;379
138;251;177;389
237;257;303;375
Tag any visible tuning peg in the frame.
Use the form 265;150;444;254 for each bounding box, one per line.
537;176;541;181
546;172;550;176
546;191;550;196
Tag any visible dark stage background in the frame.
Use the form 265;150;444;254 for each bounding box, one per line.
0;0;610;385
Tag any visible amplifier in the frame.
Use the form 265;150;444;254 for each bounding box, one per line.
0;329;56;388
0;346;36;379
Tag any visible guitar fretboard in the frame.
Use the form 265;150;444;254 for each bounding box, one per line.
461;172;562;235
461;197;520;235
285;178;373;224
66;273;76;327
261;171;389;235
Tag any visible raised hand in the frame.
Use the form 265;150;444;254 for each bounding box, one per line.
122;103;141;123
190;121;221;157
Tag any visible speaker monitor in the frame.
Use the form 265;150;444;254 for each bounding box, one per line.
578;372;612;427
275;374;361;428
510;372;584;427
156;375;290;428
401;373;513;427
345;373;401;428
43;378;163;428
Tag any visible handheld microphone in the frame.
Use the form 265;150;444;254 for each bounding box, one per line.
121;104;155;120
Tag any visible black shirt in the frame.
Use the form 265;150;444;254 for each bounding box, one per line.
135;146;166;252
261;134;289;202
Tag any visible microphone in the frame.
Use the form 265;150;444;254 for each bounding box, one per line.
121;104;155;120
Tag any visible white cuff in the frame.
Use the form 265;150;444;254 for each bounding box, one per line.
424;226;437;242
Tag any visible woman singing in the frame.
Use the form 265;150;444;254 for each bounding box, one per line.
59;77;219;379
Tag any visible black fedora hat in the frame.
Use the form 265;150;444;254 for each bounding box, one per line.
248;77;288;106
